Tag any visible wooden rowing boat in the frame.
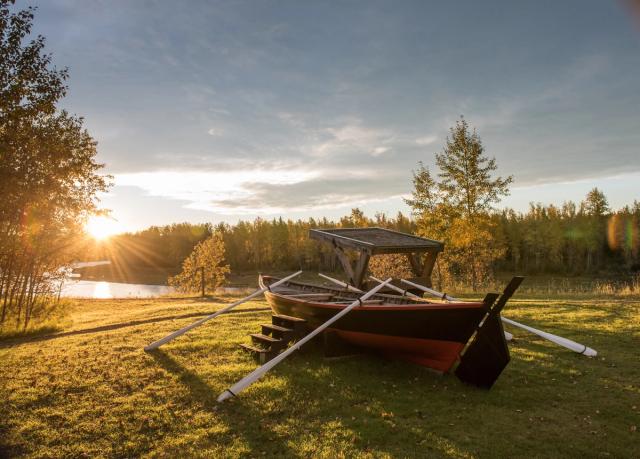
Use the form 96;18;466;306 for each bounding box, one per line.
260;274;523;388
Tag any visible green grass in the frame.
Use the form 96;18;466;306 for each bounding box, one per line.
0;293;638;458
0;299;75;340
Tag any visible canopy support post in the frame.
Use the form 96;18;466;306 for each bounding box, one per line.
332;243;371;289
332;244;356;285
421;250;438;287
352;250;371;288
406;249;439;288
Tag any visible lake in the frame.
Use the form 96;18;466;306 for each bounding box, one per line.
60;280;173;298
59;280;249;299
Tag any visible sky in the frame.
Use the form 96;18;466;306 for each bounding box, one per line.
25;0;640;232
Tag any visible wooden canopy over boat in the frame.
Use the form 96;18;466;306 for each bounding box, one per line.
309;227;444;288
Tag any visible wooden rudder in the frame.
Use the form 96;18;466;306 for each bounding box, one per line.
455;277;524;389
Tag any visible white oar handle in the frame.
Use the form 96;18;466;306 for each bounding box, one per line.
144;271;302;351
217;277;394;402
501;317;597;357
369;276;420;299
318;273;362;292
399;278;459;302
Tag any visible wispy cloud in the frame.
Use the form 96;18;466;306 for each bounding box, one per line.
415;135;437;146
207;127;224;136
113;164;409;215
307;120;396;158
115;168;319;214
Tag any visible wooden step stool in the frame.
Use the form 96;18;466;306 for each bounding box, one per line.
239;314;307;363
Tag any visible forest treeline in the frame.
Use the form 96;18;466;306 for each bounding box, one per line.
85;192;640;285
86;117;639;287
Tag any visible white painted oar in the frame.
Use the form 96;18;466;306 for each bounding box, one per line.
400;278;597;355
501;317;597;356
318;273;362;292
369;276;421;299
217;277;393;402
400;278;458;302
144;271;302;351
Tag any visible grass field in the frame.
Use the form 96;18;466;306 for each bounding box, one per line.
0;291;638;458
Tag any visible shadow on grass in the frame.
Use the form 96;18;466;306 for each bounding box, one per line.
0;325;63;341
148;349;300;456
147;344;484;457
0;307;270;348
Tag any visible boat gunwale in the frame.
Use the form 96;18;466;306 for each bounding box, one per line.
260;275;485;311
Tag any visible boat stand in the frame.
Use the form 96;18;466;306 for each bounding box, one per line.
322;330;365;359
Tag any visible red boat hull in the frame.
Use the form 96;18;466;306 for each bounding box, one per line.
260;275;523;388
261;276;488;373
331;330;465;372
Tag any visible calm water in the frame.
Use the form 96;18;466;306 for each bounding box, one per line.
60;280;173;298
59;280;248;299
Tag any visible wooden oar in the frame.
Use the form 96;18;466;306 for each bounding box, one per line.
318;273;362;292
501;317;597;356
400;278;458;302
217;277;393;402
369;275;421;299
144;271;302;351
399;278;596;356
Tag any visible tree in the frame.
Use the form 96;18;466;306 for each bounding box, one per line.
583;188;610;217
0;1;109;329
168;231;230;294
406;117;512;289
580;188;610;271
436;118;512;219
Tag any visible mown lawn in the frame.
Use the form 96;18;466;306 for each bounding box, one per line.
0;292;638;458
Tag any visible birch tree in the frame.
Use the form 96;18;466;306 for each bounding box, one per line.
406;117;512;289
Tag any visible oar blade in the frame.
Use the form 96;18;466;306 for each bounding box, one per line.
501;317;597;356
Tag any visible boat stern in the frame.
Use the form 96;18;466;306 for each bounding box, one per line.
454;277;524;389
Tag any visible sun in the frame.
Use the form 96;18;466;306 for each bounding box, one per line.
85;215;123;240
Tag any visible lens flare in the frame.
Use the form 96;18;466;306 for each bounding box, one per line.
93;281;112;299
86;216;123;240
608;214;638;253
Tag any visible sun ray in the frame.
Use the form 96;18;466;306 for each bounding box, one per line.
86;216;123;240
